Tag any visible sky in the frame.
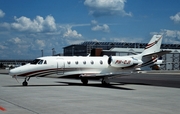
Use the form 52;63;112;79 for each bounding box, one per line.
0;0;180;59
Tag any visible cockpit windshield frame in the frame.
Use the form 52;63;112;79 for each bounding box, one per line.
38;60;44;64
31;59;41;64
31;59;47;65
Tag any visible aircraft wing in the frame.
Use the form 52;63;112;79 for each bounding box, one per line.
79;72;131;79
143;50;171;58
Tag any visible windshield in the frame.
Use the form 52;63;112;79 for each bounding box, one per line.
38;60;44;64
31;59;47;65
31;59;41;64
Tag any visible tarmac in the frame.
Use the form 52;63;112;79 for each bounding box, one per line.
0;70;180;114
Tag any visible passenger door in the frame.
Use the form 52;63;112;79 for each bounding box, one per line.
57;58;64;75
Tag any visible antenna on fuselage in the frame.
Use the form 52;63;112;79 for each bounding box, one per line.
87;54;90;57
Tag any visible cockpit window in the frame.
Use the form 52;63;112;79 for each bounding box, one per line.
44;60;47;64
38;60;44;64
31;59;45;65
31;59;41;64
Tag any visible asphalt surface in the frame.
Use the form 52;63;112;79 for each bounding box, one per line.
111;73;180;88
0;71;180;114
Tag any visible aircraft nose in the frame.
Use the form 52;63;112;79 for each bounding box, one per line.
9;68;20;76
9;69;15;76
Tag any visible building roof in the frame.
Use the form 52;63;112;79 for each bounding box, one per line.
65;41;180;49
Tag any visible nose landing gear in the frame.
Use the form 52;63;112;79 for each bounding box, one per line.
22;80;28;86
22;77;30;86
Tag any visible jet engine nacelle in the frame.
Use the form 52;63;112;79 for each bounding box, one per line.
154;60;164;65
108;56;140;68
150;60;164;70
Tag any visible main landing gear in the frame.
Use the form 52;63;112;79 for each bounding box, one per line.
101;77;110;85
22;77;30;86
81;78;88;85
80;77;110;85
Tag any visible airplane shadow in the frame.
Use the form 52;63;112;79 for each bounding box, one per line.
4;76;180;89
3;84;68;87
110;78;180;89
3;82;134;90
55;81;134;90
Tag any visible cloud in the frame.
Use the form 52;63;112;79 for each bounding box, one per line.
84;0;132;17
8;37;28;47
65;39;84;45
91;20;110;32
4;37;31;56
0;22;11;30
36;39;45;49
151;29;180;44
92;24;110;32
0;44;7;49
11;15;57;32
12;37;22;44
170;12;180;23
0;9;5;18
0;15;83;39
0;14;85;59
91;20;98;25
63;27;82;38
61;25;84;45
110;37;143;43
163;30;179;38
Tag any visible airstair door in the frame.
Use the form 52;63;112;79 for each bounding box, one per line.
57;58;64;75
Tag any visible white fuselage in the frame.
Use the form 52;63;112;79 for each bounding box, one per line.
9;55;139;78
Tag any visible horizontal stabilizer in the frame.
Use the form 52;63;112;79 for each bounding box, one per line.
143;50;171;58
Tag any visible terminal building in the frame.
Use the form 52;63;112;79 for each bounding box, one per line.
64;41;180;70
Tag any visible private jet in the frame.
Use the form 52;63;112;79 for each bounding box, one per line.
9;35;169;86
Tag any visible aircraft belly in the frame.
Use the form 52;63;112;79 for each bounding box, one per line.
14;65;134;79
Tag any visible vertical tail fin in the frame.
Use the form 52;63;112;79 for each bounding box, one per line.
136;35;163;70
142;35;162;56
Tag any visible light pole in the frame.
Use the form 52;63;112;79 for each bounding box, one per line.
52;48;55;56
52;48;54;56
72;46;74;56
41;50;43;57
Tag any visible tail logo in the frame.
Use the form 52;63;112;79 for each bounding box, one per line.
145;36;162;49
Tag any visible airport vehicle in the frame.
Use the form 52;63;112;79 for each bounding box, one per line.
9;35;168;86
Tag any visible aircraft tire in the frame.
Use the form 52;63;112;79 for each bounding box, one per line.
22;81;28;86
101;78;110;85
81;78;88;85
101;81;109;85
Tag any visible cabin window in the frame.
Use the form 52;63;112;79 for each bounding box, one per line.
83;61;86;64
91;60;94;64
67;61;71;64
100;60;103;64
75;61;78;64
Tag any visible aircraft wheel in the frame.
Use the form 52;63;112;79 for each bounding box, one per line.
81;78;88;85
101;78;110;85
101;81;109;85
22;81;28;86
